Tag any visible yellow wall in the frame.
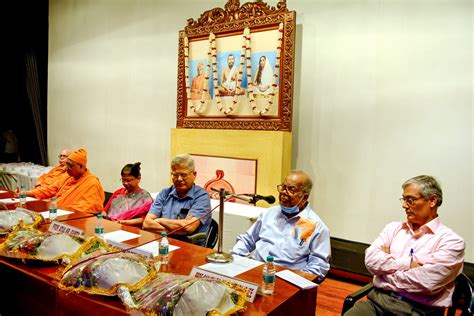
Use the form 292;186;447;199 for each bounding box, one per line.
171;128;291;206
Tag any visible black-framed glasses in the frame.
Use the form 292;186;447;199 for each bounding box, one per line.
276;184;301;195
399;196;424;206
171;172;192;179
58;155;68;159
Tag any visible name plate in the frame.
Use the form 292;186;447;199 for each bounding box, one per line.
190;267;259;302
48;221;84;237
106;240;154;259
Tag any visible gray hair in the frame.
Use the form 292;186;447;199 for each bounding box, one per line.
402;175;443;206
171;154;195;171
290;170;313;193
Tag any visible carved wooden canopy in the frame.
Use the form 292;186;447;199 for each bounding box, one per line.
176;0;296;131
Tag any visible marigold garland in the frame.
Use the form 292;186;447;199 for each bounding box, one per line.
184;23;284;117
185;35;213;115
249;22;284;116
215;27;250;115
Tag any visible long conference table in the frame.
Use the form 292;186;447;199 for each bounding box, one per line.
0;193;318;315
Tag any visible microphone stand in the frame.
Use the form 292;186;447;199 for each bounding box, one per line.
206;188;235;263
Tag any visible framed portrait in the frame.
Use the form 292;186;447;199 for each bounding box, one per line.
176;0;296;131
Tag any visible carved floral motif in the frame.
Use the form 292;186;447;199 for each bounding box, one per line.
177;0;295;131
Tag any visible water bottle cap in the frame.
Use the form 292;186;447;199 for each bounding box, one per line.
97;214;103;219
267;255;274;262
160;232;167;237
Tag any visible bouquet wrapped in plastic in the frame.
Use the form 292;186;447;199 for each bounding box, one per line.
130;273;246;316
59;251;156;304
0;227;108;263
0;208;43;234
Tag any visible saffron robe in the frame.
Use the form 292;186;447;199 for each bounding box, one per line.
31;170;104;214
36;165;66;188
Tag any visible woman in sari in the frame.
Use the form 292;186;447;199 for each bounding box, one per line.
253;55;274;95
103;162;153;226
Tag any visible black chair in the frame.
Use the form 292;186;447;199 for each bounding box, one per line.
103;191;113;207
341;273;473;316
186;218;219;249
204;218;219;249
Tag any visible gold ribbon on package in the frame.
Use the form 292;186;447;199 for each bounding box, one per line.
0;208;43;235
0;226;98;262
59;250;157;297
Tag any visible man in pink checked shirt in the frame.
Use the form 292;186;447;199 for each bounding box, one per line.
345;175;465;316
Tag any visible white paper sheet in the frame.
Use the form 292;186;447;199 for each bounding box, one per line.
0;197;38;204
40;209;74;219
103;230;141;242
199;254;264;277
0;190;8;193
275;269;318;289
135;241;180;257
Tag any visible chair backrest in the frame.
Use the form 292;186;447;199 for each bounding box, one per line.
205;218;219;249
103;191;113;207
342;273;473;316
447;273;473;316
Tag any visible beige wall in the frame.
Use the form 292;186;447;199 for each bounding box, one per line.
48;0;473;261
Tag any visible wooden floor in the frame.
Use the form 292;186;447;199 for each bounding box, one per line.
314;277;463;316
316;277;362;316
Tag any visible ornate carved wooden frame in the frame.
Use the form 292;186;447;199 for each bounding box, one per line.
176;0;296;131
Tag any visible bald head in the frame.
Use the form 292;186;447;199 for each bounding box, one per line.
287;170;313;194
58;149;71;166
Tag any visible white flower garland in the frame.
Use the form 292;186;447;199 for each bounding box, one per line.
215;27;250;115
185;34;213;114
248;22;284;116
184;23;284;117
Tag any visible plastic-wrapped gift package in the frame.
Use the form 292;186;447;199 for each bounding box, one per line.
0;227;93;262
0;208;43;234
130;273;246;316
60;251;157;303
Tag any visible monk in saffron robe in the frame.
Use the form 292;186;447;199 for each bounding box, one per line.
35;149;71;188
23;148;104;214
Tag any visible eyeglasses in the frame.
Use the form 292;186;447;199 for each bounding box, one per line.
276;184;301;195
399;196;424;206
58;155;68;158
120;178;136;184
65;161;79;169
171;172;193;179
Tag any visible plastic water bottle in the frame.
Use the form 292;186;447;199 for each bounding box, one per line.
95;214;105;239
19;185;26;207
49;197;58;221
262;255;275;295
159;232;169;264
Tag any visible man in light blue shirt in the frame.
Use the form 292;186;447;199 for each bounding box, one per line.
231;170;331;282
143;154;211;246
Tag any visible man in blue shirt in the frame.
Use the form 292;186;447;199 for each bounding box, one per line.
231;170;331;282
143;154;211;246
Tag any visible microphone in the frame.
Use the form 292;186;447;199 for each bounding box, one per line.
244;194;276;204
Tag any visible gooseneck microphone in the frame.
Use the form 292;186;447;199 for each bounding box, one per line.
244;194;276;204
210;188;276;204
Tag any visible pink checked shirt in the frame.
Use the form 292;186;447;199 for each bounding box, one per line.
365;217;465;307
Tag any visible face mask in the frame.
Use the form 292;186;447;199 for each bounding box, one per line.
281;204;300;214
280;195;305;215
